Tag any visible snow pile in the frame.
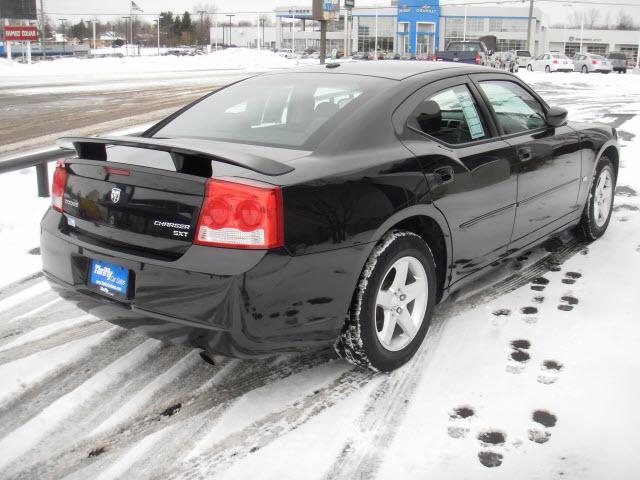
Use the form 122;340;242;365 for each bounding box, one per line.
0;48;296;78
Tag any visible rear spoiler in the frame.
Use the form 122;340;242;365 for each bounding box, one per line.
56;136;295;177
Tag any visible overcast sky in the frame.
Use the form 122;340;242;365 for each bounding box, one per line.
43;0;640;26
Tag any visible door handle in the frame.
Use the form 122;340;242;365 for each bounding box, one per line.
518;147;532;162
433;166;454;185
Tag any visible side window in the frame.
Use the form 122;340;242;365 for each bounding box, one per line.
409;84;488;145
478;80;546;135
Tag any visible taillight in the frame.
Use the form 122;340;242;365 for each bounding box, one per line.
592;60;597;65
475;54;481;64
195;179;284;249
51;160;67;212
552;59;558;64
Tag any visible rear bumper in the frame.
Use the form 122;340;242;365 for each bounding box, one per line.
41;209;368;357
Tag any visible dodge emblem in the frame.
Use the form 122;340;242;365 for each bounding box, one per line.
110;187;121;204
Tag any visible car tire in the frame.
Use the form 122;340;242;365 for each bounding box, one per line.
545;65;551;73
335;230;437;372
582;65;588;74
623;68;627;74
527;64;533;71
577;156;616;241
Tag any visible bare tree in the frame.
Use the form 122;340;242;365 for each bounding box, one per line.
584;8;599;29
192;2;217;45
616;10;635;30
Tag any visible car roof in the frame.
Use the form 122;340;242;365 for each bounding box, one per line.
273;61;491;81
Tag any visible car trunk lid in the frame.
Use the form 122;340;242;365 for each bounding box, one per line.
56;136;297;259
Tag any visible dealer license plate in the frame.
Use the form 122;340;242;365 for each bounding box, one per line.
89;259;129;299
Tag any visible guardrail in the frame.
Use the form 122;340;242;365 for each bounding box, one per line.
0;131;143;197
0;147;73;198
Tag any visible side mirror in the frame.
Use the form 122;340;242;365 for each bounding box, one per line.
546;106;568;128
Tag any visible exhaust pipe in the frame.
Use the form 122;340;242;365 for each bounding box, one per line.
199;350;226;366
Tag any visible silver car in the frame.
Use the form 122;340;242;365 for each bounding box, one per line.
573;53;612;74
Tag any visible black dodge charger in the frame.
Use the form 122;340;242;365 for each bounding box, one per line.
41;62;618;371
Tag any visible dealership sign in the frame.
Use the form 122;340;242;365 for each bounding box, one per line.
313;0;340;21
344;0;355;8
4;26;39;41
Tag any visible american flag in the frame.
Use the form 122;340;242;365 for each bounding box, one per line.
131;1;143;13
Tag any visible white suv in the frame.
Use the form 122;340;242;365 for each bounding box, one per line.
513;49;532;68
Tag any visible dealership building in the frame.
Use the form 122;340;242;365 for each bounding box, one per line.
211;1;639;61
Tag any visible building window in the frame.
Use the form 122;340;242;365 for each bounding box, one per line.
586;44;607;55
444;17;485;38
618;45;638;63
357;16;395;52
496;39;526;52
489;18;528;32
398;22;409;33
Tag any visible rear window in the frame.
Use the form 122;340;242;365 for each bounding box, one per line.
151;73;392;149
516;51;531;57
447;42;482;52
590;54;604;60
608;53;626;59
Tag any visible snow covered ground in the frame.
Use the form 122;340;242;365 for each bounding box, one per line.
0;69;639;479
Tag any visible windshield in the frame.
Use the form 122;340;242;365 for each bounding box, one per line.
516;51;531;57
151;73;392;149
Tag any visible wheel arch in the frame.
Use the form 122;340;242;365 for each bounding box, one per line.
600;144;620;177
368;205;452;302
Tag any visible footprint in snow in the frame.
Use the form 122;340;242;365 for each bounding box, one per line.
521;306;538;324
477;431;507;468
528;410;557;444
506;339;530;374
531;277;549;292
532;295;545;304
478;451;503;468
558;295;579;312
448;408;514;469
537;360;564;385
562;271;582;285
447;406;475;439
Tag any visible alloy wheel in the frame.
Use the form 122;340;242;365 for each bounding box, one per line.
374;256;428;352
593;168;613;228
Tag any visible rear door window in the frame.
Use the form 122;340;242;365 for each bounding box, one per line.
409;84;489;144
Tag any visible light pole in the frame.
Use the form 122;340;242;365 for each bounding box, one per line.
526;0;534;54
226;14;235;47
121;16;130;55
153;18;160;55
39;0;46;59
59;18;67;55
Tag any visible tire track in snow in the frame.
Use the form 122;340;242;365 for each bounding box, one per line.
0;338;163;473
170;366;376;480
0;314;96;352
0;328;114;408
0;281;50;315
0;319;112;365
90;349;203;436
14;350;341;479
